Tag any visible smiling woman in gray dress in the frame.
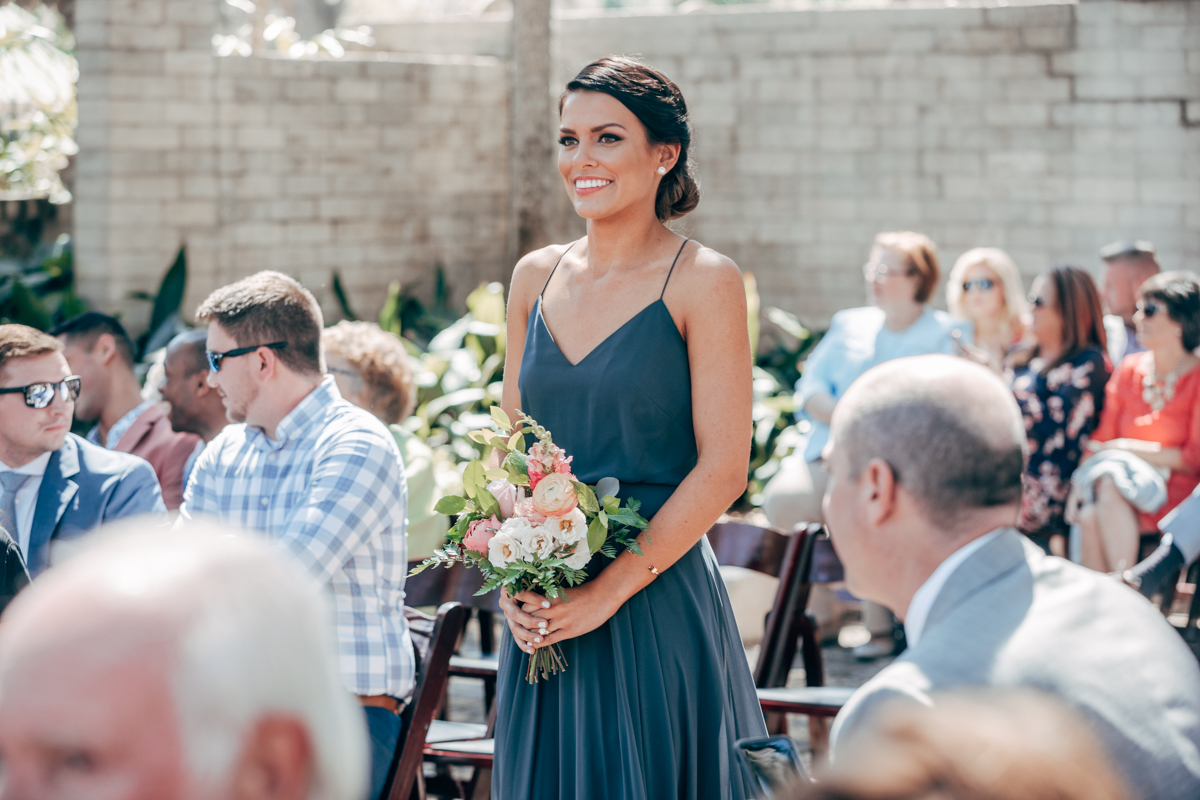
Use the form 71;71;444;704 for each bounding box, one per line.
494;57;767;799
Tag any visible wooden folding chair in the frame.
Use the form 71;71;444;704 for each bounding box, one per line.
381;601;469;800
753;524;855;754
706;519;791;576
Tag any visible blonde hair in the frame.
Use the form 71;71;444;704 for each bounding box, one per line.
946;248;1029;327
874;231;940;304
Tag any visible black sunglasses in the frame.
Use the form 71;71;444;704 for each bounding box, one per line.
1141;301;1162;318
0;376;81;409
962;279;996;292
1028;294;1048;308
206;342;287;372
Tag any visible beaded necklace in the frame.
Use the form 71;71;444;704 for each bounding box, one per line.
1142;361;1181;412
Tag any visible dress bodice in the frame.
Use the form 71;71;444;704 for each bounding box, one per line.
517;242;697;519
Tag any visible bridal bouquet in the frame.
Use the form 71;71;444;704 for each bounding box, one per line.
410;407;649;682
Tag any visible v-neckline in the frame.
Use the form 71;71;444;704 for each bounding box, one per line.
537;296;664;368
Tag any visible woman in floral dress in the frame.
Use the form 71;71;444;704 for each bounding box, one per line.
1008;265;1111;551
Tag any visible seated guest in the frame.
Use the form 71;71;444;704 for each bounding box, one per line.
1007;266;1110;552
1129;479;1200;596
1074;272;1200;573
791;689;1131;800
0;521;369;800
763;231;969;660
1100;240;1160;366
322;321;448;561
763;231;970;530
0;325;164;576
157;328;230;490
823;354;1200;800
179;272;410;800
52;312;200;509
946;247;1028;366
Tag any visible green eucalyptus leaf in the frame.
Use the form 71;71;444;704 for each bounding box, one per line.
508;431;526;453
490;405;512;430
602;496;619;514
572;482;599;515
462;460;486;498
434;495;468;515
586;516;607;556
484;468;509;481
598;509;608;526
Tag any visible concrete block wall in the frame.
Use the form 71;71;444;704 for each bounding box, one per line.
76;0;507;329
75;0;1200;329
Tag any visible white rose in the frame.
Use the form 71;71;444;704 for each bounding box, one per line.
488;530;531;569
545;508;588;547
562;536;591;570
521;524;557;560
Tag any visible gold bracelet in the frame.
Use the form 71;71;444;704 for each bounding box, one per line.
648;565;660;576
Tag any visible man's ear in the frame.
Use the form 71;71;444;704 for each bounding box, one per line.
93;333;118;366
861;457;898;528
228;715;314;800
254;347;279;382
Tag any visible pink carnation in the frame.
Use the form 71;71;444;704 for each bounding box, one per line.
463;515;502;554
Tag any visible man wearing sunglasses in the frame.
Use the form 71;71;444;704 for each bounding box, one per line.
1100;240;1160;366
178;271;410;800
0;325;165;577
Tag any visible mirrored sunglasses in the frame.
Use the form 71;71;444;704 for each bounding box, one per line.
962;279;996;292
1141;301;1161;318
0;376;82;409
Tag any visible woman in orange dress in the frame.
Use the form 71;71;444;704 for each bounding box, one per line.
1074;271;1200;573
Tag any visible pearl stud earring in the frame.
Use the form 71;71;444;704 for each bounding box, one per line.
657;166;667;175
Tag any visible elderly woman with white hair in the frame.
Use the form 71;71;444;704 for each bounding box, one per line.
946;247;1028;366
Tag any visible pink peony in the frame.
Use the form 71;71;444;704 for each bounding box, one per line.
487;479;517;519
463;515;502;554
531;472;579;518
528;469;547;491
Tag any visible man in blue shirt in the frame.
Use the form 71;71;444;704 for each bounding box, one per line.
179;272;410;800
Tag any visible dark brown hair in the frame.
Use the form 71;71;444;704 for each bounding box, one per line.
49;312;136;367
1041;265;1108;371
322;321;416;424
0;324;63;382
1137;271;1200;351
874;231;940;304
561;56;699;222
195;271;324;376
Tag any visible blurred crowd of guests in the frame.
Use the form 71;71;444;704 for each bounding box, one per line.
763;234;1200;657
0;252;1195;799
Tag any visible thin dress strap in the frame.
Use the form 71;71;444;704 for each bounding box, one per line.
540;241;579;298
661;239;690;300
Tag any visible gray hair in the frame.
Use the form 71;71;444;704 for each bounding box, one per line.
837;357;1025;530
43;522;369;800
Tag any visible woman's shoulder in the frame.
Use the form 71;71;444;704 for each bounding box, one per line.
667;240;745;311
510;241;580;308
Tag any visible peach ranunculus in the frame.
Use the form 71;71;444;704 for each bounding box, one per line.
514;497;547;525
531;472;579;518
463;515;502;554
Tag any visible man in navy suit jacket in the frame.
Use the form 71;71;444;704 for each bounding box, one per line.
0;325;164;578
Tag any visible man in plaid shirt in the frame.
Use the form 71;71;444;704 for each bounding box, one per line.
179;271;410;800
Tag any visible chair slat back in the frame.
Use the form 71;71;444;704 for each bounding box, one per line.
706;521;791;577
385;601;468;800
753;524;825;689
404;560;461;608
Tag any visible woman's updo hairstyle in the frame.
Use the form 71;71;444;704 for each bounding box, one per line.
560;56;700;222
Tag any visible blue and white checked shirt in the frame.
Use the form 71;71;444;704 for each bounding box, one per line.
180;376;414;699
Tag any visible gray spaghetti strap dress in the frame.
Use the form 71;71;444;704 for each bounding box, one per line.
493;240;768;800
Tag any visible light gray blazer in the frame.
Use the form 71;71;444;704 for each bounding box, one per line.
831;529;1200;800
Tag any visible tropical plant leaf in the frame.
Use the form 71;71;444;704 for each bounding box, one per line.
6;278;51;330
331;270;358;321
148;246;186;341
